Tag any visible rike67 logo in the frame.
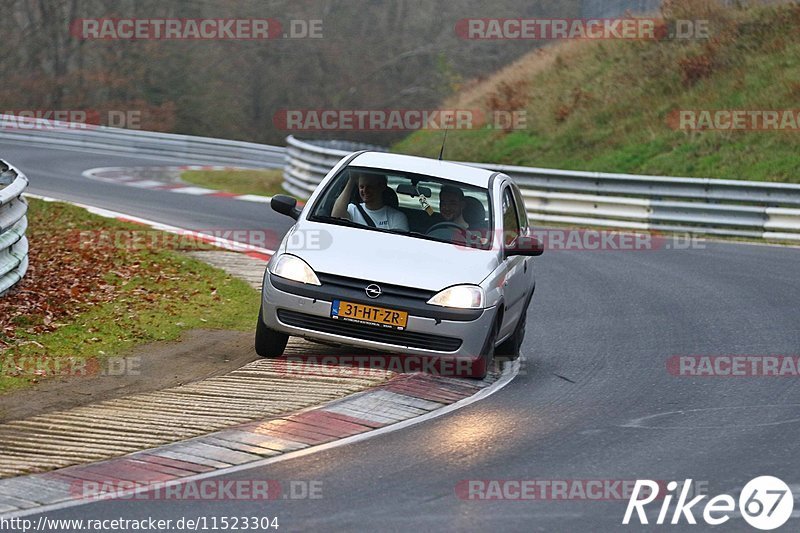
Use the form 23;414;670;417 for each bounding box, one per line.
623;477;793;530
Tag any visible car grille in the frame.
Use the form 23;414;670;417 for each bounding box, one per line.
316;273;436;302
277;310;462;353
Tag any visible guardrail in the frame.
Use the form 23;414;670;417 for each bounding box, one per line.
284;135;800;242
0;160;29;296
283;136;386;198
0;115;286;169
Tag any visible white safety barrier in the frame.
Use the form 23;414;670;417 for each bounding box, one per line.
0;115;286;168
0;160;29;296
284;136;800;242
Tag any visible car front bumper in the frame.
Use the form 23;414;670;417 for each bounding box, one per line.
261;273;495;359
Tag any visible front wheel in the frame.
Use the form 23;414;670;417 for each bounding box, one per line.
472;318;498;379
496;309;526;361
255;306;289;358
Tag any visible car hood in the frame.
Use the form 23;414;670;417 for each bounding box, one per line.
283;221;498;292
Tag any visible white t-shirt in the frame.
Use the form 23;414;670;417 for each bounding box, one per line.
347;203;409;231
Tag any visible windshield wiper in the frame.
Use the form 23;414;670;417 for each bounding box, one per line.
385;229;450;244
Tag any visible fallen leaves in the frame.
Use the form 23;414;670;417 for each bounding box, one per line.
0;202;196;348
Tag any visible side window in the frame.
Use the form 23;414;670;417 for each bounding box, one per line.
511;184;529;233
502;187;520;247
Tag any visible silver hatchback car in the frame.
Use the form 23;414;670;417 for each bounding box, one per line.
257;151;542;378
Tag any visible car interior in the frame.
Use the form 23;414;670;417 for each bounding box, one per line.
389;182;489;236
383;173;489;234
311;167;492;245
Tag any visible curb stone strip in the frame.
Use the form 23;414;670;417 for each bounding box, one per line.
0;370;502;514
0;358;391;479
82;166;281;205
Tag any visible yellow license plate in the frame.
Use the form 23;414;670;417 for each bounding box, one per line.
331;300;408;330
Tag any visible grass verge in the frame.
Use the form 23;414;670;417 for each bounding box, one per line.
181;168;286;197
0;198;261;394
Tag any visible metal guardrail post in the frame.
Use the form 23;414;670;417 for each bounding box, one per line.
0;160;29;296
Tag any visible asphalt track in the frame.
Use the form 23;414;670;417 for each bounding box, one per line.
3;140;800;532
2;140;292;249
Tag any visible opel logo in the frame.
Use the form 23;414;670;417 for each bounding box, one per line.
365;284;382;299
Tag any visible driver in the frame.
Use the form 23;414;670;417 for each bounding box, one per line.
332;171;409;231
438;185;469;229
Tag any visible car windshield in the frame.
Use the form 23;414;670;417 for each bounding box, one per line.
308;166;493;250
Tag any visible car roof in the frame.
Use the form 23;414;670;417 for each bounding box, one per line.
348;151;496;188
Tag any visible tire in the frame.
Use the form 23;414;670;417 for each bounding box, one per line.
496;309;526;361
472;318;499;380
255;306;289;358
497;289;534;361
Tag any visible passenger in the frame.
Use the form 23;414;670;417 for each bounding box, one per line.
332;171;409;231
438;184;469;229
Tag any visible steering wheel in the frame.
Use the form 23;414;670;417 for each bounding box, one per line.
426;222;466;235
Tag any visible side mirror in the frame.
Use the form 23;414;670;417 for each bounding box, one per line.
505;235;544;258
271;195;301;220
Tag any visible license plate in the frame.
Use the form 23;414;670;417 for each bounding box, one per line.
331;300;408;330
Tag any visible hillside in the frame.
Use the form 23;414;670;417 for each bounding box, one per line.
394;1;800;182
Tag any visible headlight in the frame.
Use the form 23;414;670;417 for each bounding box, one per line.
269;254;321;286
427;285;484;309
